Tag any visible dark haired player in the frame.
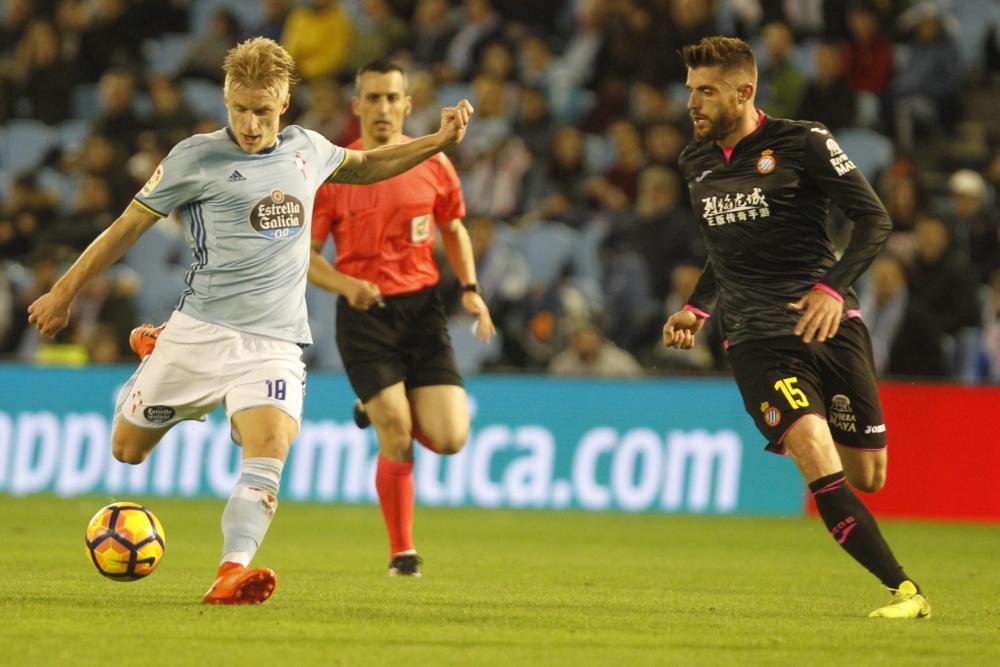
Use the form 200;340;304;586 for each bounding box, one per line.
309;60;495;577
663;36;929;619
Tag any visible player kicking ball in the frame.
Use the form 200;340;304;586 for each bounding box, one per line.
28;37;474;604
663;36;929;619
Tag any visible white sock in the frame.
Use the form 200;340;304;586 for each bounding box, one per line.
220;457;283;567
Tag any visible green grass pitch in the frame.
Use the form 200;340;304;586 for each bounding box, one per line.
1;495;997;666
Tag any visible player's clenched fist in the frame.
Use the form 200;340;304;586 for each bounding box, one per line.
27;290;72;338
438;99;474;145
662;309;704;349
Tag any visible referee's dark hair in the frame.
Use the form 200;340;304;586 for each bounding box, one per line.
355;59;408;92
680;36;757;75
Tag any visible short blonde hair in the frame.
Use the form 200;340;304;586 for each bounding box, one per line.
223;37;298;96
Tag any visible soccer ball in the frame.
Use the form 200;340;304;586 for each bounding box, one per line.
85;502;166;581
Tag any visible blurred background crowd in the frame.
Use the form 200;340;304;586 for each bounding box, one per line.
1;0;999;382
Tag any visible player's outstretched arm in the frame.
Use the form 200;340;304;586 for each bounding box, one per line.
329;100;474;185
439;218;495;341
307;241;382;310
27;202;160;337
662;309;705;349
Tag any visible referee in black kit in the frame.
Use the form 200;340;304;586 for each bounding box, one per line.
663;36;929;619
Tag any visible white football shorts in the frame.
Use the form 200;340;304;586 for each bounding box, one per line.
115;310;306;435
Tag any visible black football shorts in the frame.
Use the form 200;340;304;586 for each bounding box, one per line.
336;285;463;402
726;317;887;454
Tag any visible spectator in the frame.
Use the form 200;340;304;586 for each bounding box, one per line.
513;84;556;158
74;0;145;83
516;33;588;122
10;20;75;124
282;0;354;81
946;169;999;285
977;268;1000;382
42;174;116;252
554;0;610;90
599;119;645;204
76;133;134;207
346;0;409;72
759;22;807;120
878;159;925;237
295;78;356;146
249;0;292;42
548;316;643;378
179;9;242;83
146;75;202;148
440;0;502;82
461;77;531;218
600;166;703;352
406;0;456;68
890;3;963;154
644;122;686;171
630;80;677;129
403;69;440;137
860;253;946;377
842;1;894;96
797;38;858;131
522;125;593;227
907;216;981;369
92;69;144;154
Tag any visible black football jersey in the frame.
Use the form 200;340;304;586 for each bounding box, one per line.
678;115;892;345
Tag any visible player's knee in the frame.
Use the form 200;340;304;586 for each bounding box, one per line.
111;439;148;465
376;411;413;441
433;430;468;456
853;469;886;494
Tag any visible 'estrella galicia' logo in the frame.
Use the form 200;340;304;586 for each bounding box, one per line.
250;189;304;239
143;405;175;424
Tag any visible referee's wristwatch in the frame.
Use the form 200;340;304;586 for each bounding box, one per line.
462;282;481;295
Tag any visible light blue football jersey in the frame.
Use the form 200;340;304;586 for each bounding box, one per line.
134;126;346;344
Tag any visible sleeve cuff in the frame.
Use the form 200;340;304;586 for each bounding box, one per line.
813;283;844;303
131;197;166;218
683;304;711;319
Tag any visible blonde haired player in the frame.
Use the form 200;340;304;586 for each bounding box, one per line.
27;37;474;605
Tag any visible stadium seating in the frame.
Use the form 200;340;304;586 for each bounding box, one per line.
0;119;58;173
180;78;230;124
71;84;100;121
514;222;580;289
834;127;894;181
143;33;195;76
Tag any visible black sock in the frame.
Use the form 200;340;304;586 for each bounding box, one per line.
809;472;916;591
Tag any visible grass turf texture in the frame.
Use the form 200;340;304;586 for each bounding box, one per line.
1;496;997;666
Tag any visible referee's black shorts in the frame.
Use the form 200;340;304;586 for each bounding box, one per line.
336;285;463;402
726;317;887;454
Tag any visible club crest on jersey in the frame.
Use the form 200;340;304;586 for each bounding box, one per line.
760;401;782;427
250;189;304;239
756;150;777;174
140;164;163;196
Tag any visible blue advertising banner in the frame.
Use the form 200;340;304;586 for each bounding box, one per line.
0;364;804;515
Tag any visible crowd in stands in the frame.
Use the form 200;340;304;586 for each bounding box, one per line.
1;0;999;382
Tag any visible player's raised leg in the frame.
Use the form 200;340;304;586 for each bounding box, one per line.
408;384;470;457
783;416;930;618
110;358;174;464
110;418;169;465
203;405;296;605
835;443;887;494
